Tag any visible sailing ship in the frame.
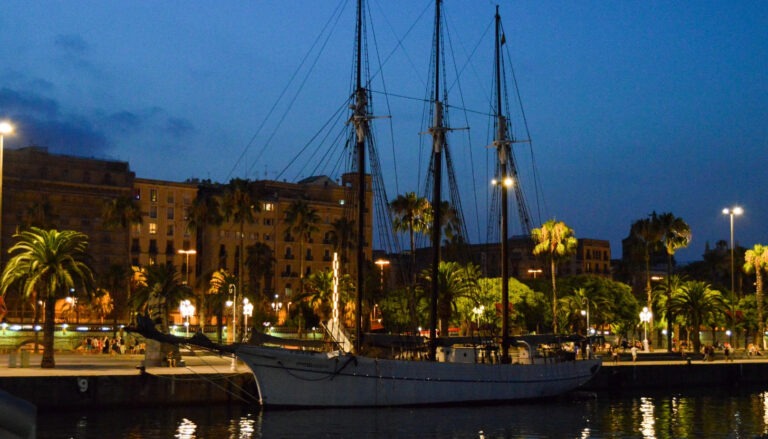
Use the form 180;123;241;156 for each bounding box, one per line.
226;0;599;407
133;0;600;407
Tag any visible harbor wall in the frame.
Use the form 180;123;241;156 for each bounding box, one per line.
584;361;768;391
0;372;258;411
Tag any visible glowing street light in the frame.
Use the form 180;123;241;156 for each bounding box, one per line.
640;306;652;352
375;259;390;292
242;298;253;341
179;299;195;337
723;206;743;345
580;297;590;336
472;305;485;332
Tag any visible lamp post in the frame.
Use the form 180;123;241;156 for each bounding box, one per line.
723;206;742;345
527;269;542;279
375;259;390;293
178;249;197;285
226;284;237;370
242;298;253;341
179;299;195;337
640;306;652;352
66;290;79;325
0;120;13;265
581;297;590;336
472;305;485;333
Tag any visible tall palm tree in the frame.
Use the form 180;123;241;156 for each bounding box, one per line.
329;216;356;269
390;192;431;328
657;212;691;351
283;199;320;295
630;213;663;311
102;195;143;322
0;228;95;368
221;178;261;333
532;219;577;333
743;244;768;349
246;242;275;302
668;280;725;353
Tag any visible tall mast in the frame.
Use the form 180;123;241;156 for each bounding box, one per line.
352;0;368;353
428;0;444;361
495;6;511;363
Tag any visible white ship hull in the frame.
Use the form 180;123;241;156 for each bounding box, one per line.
237;345;600;407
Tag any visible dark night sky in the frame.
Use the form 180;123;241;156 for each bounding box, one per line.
1;1;766;262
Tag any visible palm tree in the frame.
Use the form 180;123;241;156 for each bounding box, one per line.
131;263;191;365
390;192;431;328
743;244;768;349
246;242;275;302
102;196;143;322
283;199;320;294
668;280;725;353
630;213;663;310
531;219;577;333
329;216;356;269
657;212;691;351
90;288;114;324
420;261;478;337
0;228;95;368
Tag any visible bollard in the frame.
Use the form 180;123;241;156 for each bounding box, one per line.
20;350;30;368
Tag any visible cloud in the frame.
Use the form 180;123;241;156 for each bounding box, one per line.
54;34;89;55
165;117;195;139
0;87;108;156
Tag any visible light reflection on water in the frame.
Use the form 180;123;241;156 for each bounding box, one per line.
37;388;768;438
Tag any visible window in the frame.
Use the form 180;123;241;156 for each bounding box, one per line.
167;207;174;220
149;206;158;219
167;224;174;236
149;223;157;235
264;233;271;241
150;189;158;202
167;192;174;203
264;218;273;226
264;202;274;211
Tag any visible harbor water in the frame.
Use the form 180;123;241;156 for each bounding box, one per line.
37;387;768;438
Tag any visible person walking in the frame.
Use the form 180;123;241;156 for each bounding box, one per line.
631;345;638;362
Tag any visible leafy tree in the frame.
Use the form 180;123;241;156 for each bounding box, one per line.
90;288;114;324
669;280;725;353
221;178;261;313
300;269;354;325
531;219;577;333
329;217;356;268
0;228;95;368
743;244;768;348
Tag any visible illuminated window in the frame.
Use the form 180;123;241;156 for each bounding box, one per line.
264;202;274;211
150;189;158;202
149;223;157;235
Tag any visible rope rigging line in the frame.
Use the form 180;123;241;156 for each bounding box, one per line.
227;0;348;181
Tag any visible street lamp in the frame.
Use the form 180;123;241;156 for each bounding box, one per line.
527;269;542;279
179;299;195;337
226;284;237;370
472;305;485;333
0;120;13;265
723;206;742;345
178;249;197;285
375;259;390;292
640;306;652;352
242;298;253;341
66;291;79;325
581;297;590;336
